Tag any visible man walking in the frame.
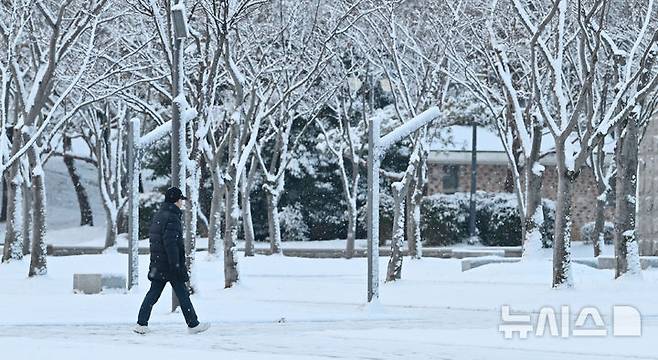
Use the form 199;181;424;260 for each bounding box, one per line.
134;187;210;335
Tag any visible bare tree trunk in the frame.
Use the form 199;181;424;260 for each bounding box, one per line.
345;199;357;258
185;162;200;290
523;163;544;258
522;122;544;258
1;174;7;223
386;183;405;282
405;176;418;258
207;173;224;258
21;178;32;256
27;148;47;277
266;188;282;255
241;162;256;257
223;124;240;288
614;118;639;278
104;212;118;249
409;191;422;259
408;153;425;259
2;129;23;262
344;155;360;259
224;180;240;287
97;138;119;250
592;188;606;258
552;146;574;288
63;135;93;226
503;168;515;193
591;140;613;258
2;177;22;262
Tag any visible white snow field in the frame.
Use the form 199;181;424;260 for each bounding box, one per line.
0;159;655;359
2;245;658;360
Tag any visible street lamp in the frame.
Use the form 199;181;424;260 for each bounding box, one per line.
171;0;189;312
366;107;441;303
171;3;189;39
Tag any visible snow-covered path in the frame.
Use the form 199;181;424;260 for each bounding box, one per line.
2;312;657;360
2;247;658;359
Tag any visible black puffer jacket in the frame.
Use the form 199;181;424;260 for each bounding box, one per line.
147;202;189;282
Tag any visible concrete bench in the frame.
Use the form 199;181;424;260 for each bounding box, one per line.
572;258;599;269
48;245;104;256
461;257;521;271
73;273;126;294
598;256;658;270
452;249;506;259
462;257;602;272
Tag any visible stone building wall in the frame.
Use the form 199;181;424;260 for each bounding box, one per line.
426;163;508;195
426;160;613;241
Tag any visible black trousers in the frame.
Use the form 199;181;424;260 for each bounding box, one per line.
137;279;199;327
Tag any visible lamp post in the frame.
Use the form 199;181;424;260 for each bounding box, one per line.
171;0;189;312
171;0;189;193
366;107;441;303
468;122;478;241
127;119;141;290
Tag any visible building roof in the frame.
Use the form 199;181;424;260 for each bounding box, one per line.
429;125;556;153
428;125;614;166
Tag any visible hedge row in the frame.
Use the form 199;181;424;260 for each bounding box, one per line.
360;191;555;247
138;190;555;247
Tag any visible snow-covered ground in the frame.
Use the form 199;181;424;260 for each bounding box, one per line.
0;149;654;359
1;246;657;359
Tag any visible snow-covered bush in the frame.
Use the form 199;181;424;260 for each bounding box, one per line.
280;204;311;242
476;193;522;247
418;192;556;247
580;221;614;245
421;193;470;246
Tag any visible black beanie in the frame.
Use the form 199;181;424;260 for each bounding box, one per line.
165;187;188;203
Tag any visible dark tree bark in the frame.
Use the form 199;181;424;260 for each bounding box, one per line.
0;128;13;223
242;160;257;257
614;117;639;278
407;152;425;259
552;141;576;288
223;122;241;288
592;193;606;258
504;168;515;193
2;127;24;263
207;172;224;257
27;145;47;277
522;123;544;258
21;181;31;256
386;183;405;282
63;135;93;226
1;171;7;223
590;142;610;258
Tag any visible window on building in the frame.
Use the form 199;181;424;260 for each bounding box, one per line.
442;165;460;194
